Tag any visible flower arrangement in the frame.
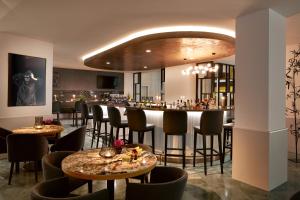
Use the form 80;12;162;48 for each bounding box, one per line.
113;139;125;154
43;119;53;125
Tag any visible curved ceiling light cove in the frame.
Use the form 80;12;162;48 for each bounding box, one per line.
82;26;235;71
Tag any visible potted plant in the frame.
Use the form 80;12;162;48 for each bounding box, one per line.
286;45;300;162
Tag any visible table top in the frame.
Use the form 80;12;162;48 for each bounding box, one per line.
12;125;64;136
62;147;157;181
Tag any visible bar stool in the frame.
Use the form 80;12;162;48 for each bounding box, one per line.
52;101;61;122
193;110;224;175
74;100;83;127
163;110;187;169
127;108;155;154
91;105;109;148
81;103;93;131
223;122;233;162
107;106;128;145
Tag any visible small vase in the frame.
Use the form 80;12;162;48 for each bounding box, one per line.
115;147;122;154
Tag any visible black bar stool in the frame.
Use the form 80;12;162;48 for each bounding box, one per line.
81;103;93;128
91;105;109;148
74;100;83;127
193;110;224;175
163;110;187;169
107;106;128;145
52;101;61;122
223;122;233;162
127;108;155;154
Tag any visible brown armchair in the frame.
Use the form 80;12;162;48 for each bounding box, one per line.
31;177;108;200
6;134;49;184
50;126;86;152
126;166;188;200
0;127;12;153
42;151;92;193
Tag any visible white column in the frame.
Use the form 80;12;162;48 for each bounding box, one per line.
233;9;287;191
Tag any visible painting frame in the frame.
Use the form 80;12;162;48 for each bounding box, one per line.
7;53;46;107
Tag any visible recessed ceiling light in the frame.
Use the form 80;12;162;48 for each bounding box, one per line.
144;66;148;69
145;49;152;53
106;61;110;65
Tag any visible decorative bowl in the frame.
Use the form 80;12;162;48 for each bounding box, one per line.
99;147;116;159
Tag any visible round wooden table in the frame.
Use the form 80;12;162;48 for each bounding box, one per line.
62;148;157;200
12;125;64;138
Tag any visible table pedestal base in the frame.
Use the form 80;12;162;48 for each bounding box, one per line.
107;180;114;200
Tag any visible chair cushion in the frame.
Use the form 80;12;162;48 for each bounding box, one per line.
119;120;128;127
102;118;109;122
144;124;155;131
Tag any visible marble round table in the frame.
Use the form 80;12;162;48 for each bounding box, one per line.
12;125;64;138
62;148;157;200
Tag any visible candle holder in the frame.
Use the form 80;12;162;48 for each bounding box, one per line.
99;147;116;159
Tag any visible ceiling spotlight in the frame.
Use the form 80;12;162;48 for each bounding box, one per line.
145;49;152;53
106;61;110;65
144;66;148;69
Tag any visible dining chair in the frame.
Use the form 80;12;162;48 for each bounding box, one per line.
42;151;92;193
7;134;49;184
31;177;108;200
50;126;86;152
126;166;188;200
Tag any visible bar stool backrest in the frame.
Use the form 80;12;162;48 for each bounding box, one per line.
80;103;89;119
7;134;48;162
52;101;61;114
107;106;121;127
75;100;83;113
200;110;224;135
127;108;146;131
92;105;104;122
163;110;187;134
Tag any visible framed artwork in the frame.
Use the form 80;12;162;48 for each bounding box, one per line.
8;53;46;106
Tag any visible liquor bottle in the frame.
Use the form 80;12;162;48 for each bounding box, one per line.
187;99;190;109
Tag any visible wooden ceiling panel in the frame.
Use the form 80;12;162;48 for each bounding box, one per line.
84;32;235;71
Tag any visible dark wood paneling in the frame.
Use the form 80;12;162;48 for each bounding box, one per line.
84;32;235;71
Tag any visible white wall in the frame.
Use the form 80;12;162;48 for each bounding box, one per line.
124;72;133;99
0;33;53;128
165;64;196;103
141;70;161;98
233;9;287;191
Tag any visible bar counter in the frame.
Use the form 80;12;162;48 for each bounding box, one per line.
100;105;233;160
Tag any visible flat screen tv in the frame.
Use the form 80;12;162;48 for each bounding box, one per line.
97;75;118;89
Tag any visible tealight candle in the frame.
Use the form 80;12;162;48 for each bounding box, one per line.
104;151;112;158
141;158;147;166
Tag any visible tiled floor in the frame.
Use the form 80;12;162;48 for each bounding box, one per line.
0;121;299;200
